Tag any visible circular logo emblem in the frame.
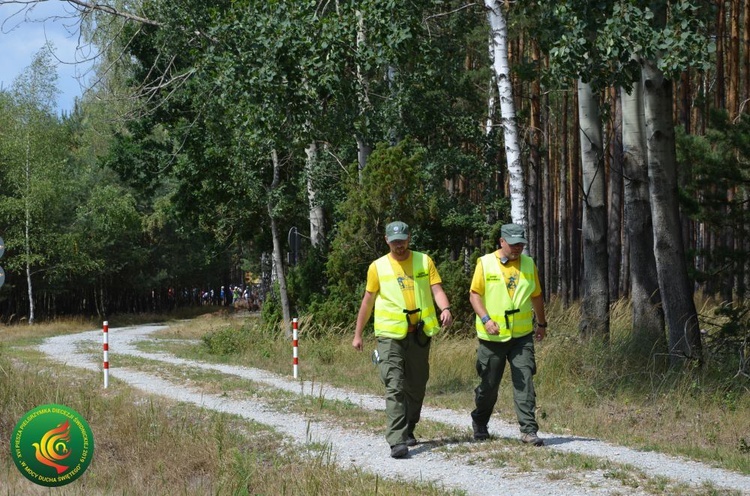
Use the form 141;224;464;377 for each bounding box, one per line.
11;404;94;487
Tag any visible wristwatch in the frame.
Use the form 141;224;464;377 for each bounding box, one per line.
480;315;491;325
536;321;548;328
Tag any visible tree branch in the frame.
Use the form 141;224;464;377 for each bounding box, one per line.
64;0;161;27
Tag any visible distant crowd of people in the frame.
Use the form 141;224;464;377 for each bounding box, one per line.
174;285;262;311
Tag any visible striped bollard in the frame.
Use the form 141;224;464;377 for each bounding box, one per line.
103;321;109;388
292;318;299;379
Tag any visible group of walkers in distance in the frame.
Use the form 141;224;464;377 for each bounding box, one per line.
353;221;548;459
187;284;262;311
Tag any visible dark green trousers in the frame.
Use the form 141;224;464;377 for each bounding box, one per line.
471;333;539;434
376;333;431;447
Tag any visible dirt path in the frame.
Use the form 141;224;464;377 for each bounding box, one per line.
38;324;750;496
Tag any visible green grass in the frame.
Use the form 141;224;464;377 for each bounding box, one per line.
0;343;461;495
1;301;749;495
147;306;750;476
142;307;750;474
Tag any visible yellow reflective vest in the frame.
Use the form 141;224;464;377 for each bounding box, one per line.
475;253;535;341
373;252;439;339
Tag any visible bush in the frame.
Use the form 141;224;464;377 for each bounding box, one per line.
432;251;475;336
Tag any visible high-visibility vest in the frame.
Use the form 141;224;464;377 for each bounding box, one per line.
373;252;439;339
475;253;535;341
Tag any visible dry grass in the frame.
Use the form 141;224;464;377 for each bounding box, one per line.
0;345;458;495
155;301;750;476
1;300;749;495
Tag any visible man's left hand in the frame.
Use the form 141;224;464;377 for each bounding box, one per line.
440;308;453;328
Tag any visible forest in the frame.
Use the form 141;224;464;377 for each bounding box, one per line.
0;0;748;371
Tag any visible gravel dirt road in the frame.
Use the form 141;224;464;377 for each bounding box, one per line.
38;324;750;496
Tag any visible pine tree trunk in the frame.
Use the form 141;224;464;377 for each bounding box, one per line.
529;41;542;268
716;0;727;110
744;0;750;110
558;90;570;306
729;0;740;119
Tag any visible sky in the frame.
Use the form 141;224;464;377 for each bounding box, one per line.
0;1;92;115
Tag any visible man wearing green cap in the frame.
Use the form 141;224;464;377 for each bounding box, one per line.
353;221;453;458
468;223;548;446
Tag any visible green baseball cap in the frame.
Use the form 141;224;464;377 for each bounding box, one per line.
385;221;410;242
501;223;527;244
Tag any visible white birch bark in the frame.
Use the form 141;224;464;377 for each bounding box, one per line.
621;79;664;343
269;149;291;333
24;130;35;324
642;59;701;364
485;34;497;138
485;0;525;225
577;80;609;337
305;141;325;247
355;9;372;181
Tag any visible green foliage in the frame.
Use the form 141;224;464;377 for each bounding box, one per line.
0;50;83;315
260;282;283;327
538;0;714;90
324;140;430;313
677;112;750;297
201;325;250;355
285;245;327;312
433;254;474;335
306;281;366;333
701;301;750;378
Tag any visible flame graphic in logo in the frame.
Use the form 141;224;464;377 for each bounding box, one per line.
32;420;71;474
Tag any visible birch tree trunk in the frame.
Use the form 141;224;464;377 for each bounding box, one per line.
24;131;35;325
577;80;609;338
621;80;664;345
269;149;292;333
607;89;623;300
484;36;497;144
305;141;325;247
641;59;701;364
485;0;525;225
485;33;497;140
355;9;372;181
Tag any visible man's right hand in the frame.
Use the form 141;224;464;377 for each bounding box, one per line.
352;335;363;351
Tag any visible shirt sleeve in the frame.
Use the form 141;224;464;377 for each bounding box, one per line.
531;264;542;298
469;259;485;295
427;256;442;286
365;262;380;293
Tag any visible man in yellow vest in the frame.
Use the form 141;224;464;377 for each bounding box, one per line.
469;223;548;446
353;221;453;458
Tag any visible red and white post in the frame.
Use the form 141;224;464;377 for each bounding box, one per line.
292;318;299;379
103;321;109;388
